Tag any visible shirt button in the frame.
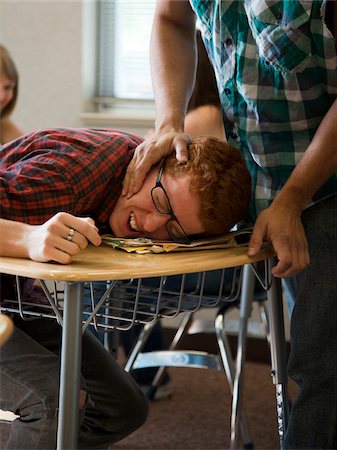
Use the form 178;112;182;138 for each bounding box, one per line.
224;88;231;95
225;38;232;47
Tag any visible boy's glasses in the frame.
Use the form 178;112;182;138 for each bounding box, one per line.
151;161;190;244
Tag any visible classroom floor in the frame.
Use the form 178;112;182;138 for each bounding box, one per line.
113;363;298;450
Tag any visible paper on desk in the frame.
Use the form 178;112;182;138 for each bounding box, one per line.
101;228;252;254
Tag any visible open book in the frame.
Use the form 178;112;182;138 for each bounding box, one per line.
101;228;253;254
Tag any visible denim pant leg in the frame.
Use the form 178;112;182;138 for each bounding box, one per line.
284;195;337;449
78;329;148;449
0;323;60;450
0;317;148;450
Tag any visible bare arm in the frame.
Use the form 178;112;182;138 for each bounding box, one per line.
123;0;196;197
249;99;337;278
0;118;24;144
0;213;102;264
151;0;196;134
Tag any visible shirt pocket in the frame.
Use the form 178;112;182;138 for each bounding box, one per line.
246;0;313;74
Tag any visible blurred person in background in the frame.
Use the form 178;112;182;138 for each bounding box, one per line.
0;44;23;144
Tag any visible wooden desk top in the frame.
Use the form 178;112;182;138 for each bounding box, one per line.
0;244;275;282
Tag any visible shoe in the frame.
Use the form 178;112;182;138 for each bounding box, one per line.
141;382;173;401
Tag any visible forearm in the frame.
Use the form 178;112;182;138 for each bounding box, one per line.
151;0;197;132
0;219;31;258
0;214;101;264
274;99;337;212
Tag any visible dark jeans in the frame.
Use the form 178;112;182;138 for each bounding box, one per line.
284;195;337;449
0;317;148;449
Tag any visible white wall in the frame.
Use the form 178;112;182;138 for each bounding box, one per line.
0;0;84;133
0;0;153;136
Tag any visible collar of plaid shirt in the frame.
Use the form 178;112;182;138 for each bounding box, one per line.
189;0;337;220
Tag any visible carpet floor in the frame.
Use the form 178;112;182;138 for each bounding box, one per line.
113;362;298;450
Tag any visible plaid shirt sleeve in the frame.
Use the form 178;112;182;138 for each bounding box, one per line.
0;128;142;225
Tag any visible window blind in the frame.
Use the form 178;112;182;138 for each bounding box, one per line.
97;0;156;100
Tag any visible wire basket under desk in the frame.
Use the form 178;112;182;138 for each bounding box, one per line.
0;267;243;332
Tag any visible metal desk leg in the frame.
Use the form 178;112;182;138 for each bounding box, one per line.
266;258;289;447
230;264;255;449
57;282;84;450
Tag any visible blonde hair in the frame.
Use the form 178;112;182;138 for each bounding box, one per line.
0;44;19;119
165;136;251;235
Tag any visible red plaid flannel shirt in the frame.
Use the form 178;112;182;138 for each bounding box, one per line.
0;128;142;227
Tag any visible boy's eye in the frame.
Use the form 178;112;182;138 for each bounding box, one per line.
156;197;168;211
152;188;171;213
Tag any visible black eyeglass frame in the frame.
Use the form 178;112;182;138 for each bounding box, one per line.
150;160;191;244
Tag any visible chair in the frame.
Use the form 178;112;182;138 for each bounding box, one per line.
123;262;285;449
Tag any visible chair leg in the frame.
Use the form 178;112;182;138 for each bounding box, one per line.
124;320;158;373
148;311;193;392
124;311;193;385
215;312;253;449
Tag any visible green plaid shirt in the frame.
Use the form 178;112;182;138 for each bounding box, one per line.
189;0;337;219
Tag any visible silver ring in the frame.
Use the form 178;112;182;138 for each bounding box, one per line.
67;228;75;241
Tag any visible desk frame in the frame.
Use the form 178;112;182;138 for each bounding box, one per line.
0;245;289;449
229;260;289;449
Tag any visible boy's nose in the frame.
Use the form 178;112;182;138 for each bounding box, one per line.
143;212;168;235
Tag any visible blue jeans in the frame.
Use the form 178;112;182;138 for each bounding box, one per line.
0;317;148;449
284;195;337;449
